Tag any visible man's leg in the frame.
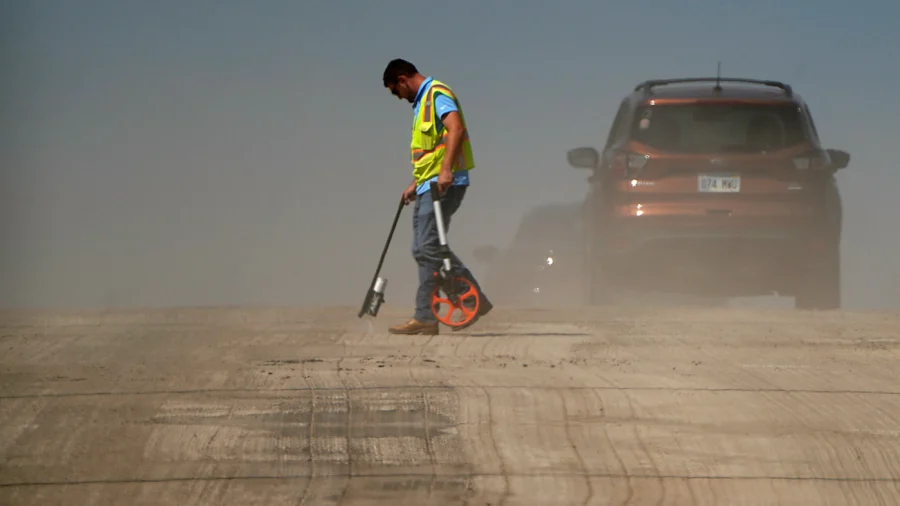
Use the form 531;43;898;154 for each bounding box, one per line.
388;191;440;335
412;187;444;323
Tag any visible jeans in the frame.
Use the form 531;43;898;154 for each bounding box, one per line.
411;185;487;322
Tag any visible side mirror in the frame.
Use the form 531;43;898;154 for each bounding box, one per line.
473;245;499;264
567;147;600;169
827;149;850;170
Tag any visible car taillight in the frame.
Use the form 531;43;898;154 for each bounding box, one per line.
611;151;650;178
792;150;829;171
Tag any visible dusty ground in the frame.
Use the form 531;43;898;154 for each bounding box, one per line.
1;304;899;505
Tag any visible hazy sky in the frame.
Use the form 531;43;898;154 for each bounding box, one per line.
3;0;899;309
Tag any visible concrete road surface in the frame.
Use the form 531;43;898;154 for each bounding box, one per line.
2;305;900;505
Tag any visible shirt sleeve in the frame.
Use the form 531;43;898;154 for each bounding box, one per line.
434;93;458;120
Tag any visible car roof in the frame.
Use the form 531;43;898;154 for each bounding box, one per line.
629;78;802;104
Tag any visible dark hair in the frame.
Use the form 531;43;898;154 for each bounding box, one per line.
383;59;418;86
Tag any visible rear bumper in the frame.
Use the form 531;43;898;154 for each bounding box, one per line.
592;227;835;296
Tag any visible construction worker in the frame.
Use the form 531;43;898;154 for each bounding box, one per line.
382;58;492;335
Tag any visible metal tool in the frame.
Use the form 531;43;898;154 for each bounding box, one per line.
358;198;404;319
428;181;481;327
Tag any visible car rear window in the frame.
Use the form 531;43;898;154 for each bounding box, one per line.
630;102;808;154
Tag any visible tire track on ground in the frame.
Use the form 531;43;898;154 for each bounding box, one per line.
482;386;510;505
422;389;437;504
7;385;900;400
5;472;899;488
334;338;353;506
404;334;439;503
815;393;876;480
859;394;900;478
622;391;665;506
591;389;631;503
293;367;316;506
558;390;593;506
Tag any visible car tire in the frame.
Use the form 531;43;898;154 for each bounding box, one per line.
795;250;841;310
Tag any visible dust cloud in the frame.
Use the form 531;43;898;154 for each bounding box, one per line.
1;3;898;312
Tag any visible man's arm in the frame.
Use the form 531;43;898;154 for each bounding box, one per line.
440;111;464;173
435;94;464;191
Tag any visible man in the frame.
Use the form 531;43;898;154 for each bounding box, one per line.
382;58;492;335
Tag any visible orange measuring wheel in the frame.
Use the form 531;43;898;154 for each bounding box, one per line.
430;274;480;328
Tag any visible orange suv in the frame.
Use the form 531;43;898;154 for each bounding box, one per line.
566;77;850;309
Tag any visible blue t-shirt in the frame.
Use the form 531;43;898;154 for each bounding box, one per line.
412;77;470;195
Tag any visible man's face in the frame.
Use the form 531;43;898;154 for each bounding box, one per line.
387;76;415;103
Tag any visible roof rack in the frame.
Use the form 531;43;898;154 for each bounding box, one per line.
634;78;793;98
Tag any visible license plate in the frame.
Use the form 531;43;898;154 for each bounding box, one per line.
698;173;740;193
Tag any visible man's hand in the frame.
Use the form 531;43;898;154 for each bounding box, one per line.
437;169;453;194
401;181;417;206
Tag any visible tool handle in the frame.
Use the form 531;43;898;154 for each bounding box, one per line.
429;180;441;202
429;181;453;273
429;181;448;245
359;198;404;318
369;198;406;287
371;198;405;279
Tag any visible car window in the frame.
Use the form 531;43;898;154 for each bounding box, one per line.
802;104;820;143
603;100;632;151
629;102;808;154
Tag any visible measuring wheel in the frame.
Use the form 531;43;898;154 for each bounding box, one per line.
430;273;480;328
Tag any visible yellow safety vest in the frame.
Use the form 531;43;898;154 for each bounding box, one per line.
410;79;475;185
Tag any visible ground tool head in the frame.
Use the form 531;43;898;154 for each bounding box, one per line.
427;181;481;327
358;198;405;319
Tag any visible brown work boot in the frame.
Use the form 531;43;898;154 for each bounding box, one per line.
388;318;439;335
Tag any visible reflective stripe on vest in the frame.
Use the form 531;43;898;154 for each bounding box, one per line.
411;129;471;161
